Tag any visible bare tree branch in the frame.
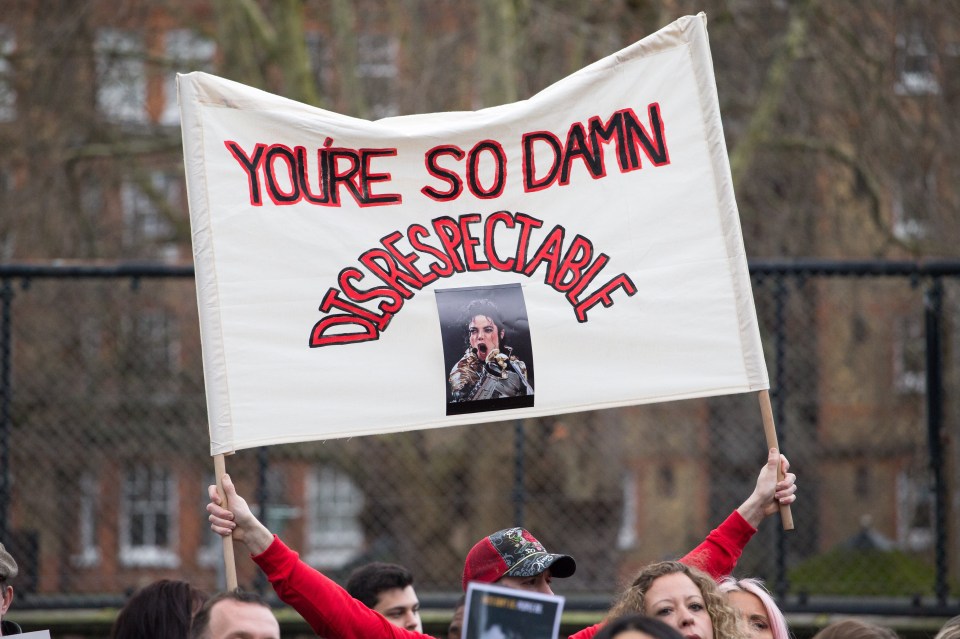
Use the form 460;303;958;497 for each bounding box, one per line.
729;0;815;193
770;135;918;254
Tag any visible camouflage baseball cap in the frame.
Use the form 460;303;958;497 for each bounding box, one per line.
461;527;576;591
0;542;17;581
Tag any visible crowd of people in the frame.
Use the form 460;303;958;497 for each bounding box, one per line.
0;449;956;638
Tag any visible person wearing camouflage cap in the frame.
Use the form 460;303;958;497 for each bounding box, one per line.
0;541;21;635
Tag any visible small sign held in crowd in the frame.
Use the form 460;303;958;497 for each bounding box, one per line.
463;581;564;639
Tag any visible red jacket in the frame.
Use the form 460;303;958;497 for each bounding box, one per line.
253;510;756;639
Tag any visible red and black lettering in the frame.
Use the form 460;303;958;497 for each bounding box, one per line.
309;210;636;347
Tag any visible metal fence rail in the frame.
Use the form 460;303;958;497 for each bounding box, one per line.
0;260;958;618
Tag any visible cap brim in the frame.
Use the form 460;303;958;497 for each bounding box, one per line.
547;554;577;578
504;552;577;579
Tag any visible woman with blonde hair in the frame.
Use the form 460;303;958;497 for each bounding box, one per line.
718;578;790;639
572;561;744;639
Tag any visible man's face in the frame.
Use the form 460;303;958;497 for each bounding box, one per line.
468;315;501;361
373;585;422;633
0;583;12;619
206;599;281;639
496;568;554;595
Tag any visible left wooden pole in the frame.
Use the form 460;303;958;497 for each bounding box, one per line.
214;454;239;590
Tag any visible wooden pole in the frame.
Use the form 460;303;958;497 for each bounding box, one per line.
214;454;239;590
758;390;795;530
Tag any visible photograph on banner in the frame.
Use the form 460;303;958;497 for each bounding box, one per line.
436;284;535;415
463;581;564;639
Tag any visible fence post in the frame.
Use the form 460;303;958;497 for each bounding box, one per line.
0;278;12;543
513;419;525;527
255;445;270;595
0;276;17;548
924;278;948;606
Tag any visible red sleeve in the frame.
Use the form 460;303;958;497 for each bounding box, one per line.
253;535;437;639
680;509;756;580
572;511;754;639
569;623;602;639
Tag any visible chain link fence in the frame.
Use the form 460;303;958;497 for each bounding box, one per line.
0;261;958;617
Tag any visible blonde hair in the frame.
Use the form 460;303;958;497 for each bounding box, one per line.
606;561;744;639
935;616;960;639
811;619;898;639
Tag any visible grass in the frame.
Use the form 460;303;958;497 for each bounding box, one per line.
789;548;958;597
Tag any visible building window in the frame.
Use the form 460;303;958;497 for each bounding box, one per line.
304;30;397;117
72;472;101;567
96;28;147;123
80;316;104;366
0;24;15;122
358;33;398;118
657;464;676;497
893;315;925;394
79;177;104;222
616;469;638;550
306;32;333;101
892;168;936;241
261;467;300;538
160;29;216;126
895;28;939;96
305;466;365;568
121;171;181;257
121;309;182;376
198;474;223;567
854;465;871;497
896;470;932;551
119;464;179;567
0;164;13;259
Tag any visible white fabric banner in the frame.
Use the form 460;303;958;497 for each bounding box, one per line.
179;13;768;456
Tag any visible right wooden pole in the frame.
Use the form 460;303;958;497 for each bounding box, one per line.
758;389;795;530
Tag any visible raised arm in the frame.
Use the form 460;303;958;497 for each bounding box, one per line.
681;447;797;579
207;474;434;639
568;449;797;639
